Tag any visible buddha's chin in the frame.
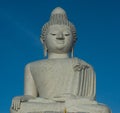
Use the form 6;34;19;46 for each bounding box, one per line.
56;44;65;50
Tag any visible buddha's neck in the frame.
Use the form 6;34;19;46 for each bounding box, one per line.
48;53;69;59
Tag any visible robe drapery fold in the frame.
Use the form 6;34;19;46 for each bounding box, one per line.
72;58;96;100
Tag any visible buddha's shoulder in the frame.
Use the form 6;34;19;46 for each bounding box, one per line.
25;59;49;68
74;57;93;69
25;58;93;69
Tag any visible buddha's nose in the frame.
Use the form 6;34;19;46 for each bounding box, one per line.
58;33;63;38
56;33;64;40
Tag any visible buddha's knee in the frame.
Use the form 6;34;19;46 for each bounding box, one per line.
100;105;111;113
102;107;111;113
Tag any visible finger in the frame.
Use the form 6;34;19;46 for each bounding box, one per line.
11;100;14;108
17;99;20;109
17;99;20;110
15;101;18;111
16;100;19;110
15;101;17;111
13;101;16;110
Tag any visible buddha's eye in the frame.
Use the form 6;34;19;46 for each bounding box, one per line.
50;33;56;36
64;33;70;36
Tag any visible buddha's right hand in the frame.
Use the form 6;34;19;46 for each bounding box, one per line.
11;95;35;111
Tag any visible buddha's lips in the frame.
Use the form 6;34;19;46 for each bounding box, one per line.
56;39;64;44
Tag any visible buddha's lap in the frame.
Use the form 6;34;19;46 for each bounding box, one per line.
10;101;111;113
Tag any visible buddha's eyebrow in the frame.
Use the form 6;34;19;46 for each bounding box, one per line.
63;30;71;33
49;31;58;33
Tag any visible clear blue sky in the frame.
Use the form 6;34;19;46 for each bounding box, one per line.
0;0;120;113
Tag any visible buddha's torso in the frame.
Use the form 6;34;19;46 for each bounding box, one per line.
30;58;77;99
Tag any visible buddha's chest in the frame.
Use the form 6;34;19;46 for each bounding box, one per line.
30;59;76;97
31;59;74;83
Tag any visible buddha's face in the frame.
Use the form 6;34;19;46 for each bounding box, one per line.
45;25;73;54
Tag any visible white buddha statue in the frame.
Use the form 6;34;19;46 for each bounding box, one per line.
10;7;111;113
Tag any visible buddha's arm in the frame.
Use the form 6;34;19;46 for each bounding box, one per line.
74;59;96;100
11;64;37;111
24;64;38;97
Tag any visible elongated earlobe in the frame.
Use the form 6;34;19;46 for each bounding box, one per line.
71;48;74;58
44;45;47;57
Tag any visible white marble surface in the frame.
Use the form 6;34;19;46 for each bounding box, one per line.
10;7;111;113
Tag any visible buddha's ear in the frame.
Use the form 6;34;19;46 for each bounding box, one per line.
40;38;44;44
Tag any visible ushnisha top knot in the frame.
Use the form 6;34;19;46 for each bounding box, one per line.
51;7;66;15
50;7;67;20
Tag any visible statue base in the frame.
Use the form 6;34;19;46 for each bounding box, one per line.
10;100;111;113
28;111;88;113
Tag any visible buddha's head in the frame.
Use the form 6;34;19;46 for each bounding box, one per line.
40;7;77;57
